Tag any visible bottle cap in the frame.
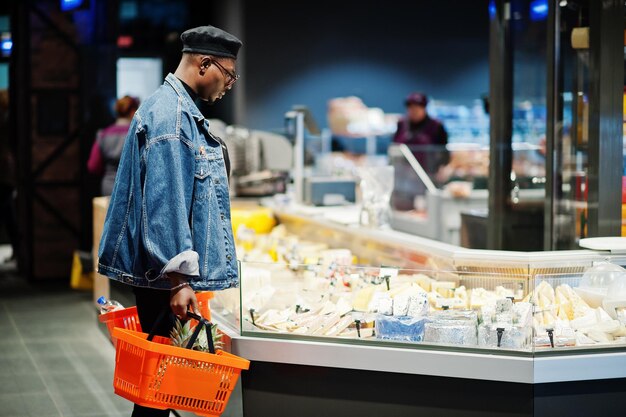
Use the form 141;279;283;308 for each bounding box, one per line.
97;296;106;305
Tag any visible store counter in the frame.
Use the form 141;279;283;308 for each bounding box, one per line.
214;203;626;417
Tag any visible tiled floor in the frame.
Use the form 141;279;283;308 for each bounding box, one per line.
0;262;134;416
0;246;197;417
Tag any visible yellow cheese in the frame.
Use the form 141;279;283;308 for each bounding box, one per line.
432;281;456;298
352;286;381;312
414;274;435;292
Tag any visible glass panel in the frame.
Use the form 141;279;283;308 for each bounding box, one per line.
552;0;591;249
534;262;626;353
389;143;488;247
388;142;543;247
208;211;626;356
210;264;241;330
237;259;532;355
512;0;548;194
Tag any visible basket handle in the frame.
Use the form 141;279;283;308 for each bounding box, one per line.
186;311;216;354
147;308;170;343
146;309;216;354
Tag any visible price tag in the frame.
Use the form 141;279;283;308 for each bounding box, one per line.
378;266;399;280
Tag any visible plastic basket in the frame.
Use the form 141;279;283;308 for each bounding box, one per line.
112;327;249;416
99;306;142;346
196;291;214;322
98;292;214;346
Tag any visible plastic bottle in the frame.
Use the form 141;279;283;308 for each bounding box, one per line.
97;296;124;314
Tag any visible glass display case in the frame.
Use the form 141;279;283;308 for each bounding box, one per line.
211;258;626;356
533;262;626;352
208;205;626;358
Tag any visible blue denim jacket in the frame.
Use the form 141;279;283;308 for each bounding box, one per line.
97;74;238;291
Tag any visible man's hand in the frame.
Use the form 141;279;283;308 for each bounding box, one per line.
168;272;199;318
170;285;199;318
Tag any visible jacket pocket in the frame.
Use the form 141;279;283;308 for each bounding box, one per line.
194;156;211;200
194;156;210;179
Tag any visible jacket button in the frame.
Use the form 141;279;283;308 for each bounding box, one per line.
226;255;232;261
220;214;225;220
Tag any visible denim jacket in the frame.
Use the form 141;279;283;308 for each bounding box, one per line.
97;74;238;291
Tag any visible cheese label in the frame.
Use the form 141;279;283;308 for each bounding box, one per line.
379;266;399;280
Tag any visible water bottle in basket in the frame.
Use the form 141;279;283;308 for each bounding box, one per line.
97;296;124;314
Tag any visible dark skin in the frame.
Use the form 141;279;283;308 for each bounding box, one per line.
174;53;237;103
168;52;238;318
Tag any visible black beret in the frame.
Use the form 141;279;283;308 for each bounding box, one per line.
181;25;242;59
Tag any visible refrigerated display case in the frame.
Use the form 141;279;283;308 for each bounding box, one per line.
214;246;626;356
209;208;626;417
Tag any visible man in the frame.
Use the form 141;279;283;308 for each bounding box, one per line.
97;25;241;417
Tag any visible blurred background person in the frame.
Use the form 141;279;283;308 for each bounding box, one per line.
391;92;450;211
87;95;140;195
0;90;18;264
393;92;449;175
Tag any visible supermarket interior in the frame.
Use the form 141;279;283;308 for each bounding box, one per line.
2;0;626;416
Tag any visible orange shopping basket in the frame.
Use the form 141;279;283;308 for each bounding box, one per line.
99;306;141;346
112;311;249;416
99;291;214;346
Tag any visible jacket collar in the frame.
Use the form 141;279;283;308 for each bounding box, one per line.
164;73;205;122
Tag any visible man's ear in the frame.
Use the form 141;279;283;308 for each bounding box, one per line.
199;56;212;71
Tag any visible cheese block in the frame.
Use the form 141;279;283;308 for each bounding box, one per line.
494;286;515;299
575;331;597;345
311;313;341;336
521;291;533;304
335;297;352;317
596;307;613;323
377;296;393;315
435;297;466;310
586;329;614;343
393;295;410;316
455;286;468;304
571;311;598;330
324;316;354;337
555;290;573;320
352;286;381;312
469;288;499;309
611;325;626;337
542;310;557;327
431;281;456;298
513;302;533;327
593;320;621;334
537;281;555;303
388;283;412;298
414;274;435;292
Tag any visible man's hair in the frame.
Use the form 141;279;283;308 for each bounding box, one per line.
183;52;229;62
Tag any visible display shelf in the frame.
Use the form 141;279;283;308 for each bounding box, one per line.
204;204;626;390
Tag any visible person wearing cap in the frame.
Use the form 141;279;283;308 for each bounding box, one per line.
393;92;449;172
392;93;449;210
97;25;242;417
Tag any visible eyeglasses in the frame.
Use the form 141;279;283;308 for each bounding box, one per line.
211;59;240;87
